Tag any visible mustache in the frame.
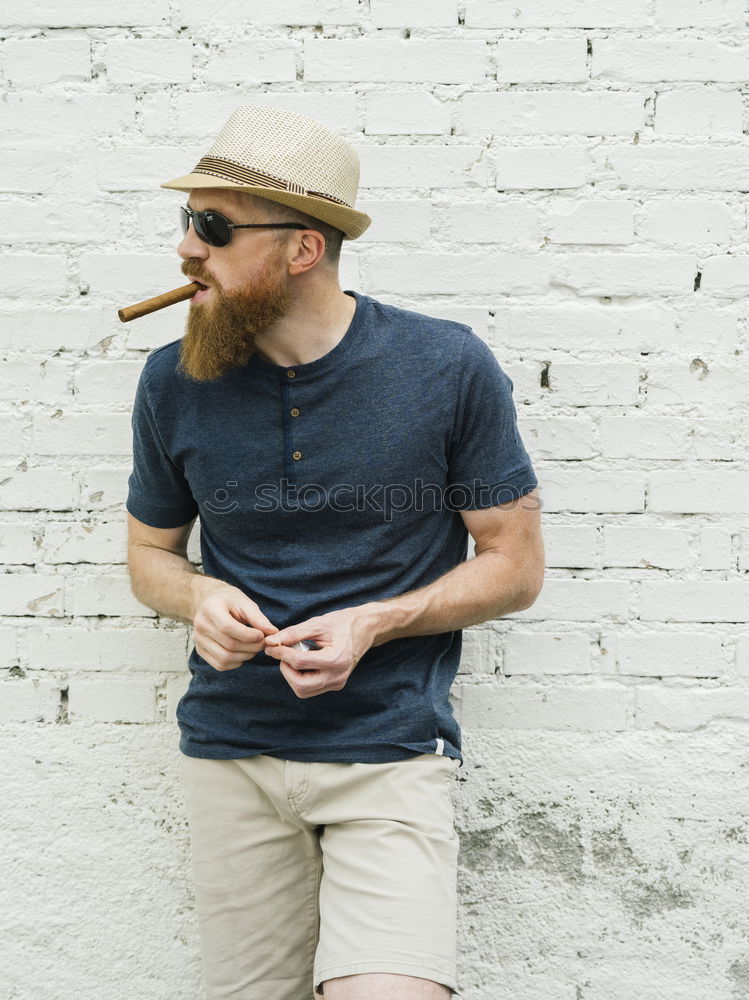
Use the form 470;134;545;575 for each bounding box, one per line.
181;260;215;286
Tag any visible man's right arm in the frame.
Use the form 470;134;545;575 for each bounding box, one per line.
126;512;279;668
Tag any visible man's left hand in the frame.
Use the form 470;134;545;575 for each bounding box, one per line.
263;605;377;699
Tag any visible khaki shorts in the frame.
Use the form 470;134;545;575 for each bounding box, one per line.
180;751;461;1000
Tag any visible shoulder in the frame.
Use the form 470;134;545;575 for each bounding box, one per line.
363;294;477;359
137;338;184;395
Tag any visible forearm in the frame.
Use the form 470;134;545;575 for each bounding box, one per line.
363;551;538;647
128;545;228;624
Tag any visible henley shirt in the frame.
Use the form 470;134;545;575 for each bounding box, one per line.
126;289;538;763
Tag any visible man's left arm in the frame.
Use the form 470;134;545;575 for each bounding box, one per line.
265;487;544;698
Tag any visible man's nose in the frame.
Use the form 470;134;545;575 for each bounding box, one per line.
177;218;209;261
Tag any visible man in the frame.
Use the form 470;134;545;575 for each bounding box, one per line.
126;105;544;1000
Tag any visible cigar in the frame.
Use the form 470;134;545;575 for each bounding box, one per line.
117;281;203;323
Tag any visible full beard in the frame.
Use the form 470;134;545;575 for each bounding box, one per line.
177;249;293;382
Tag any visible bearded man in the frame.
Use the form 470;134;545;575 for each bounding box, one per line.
125;104;544;1000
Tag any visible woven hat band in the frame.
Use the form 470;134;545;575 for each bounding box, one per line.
192;156;352;209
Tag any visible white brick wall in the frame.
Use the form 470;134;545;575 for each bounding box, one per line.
2;3;748;998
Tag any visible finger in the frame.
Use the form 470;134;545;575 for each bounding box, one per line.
265;622;318;647
229;601;278;635
265;643;307;669
279;661;329;699
196;635;247;671
199;619;267;654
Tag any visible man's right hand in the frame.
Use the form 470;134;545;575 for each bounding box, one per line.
191;581;279;671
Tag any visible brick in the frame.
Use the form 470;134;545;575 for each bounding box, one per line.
0;0;170;25
496;147;589;190
369;252;552;295
28;625;188;672
2;39;90;85
638;200;733;244
4;257;67;299
548;363;641;405
304;39;488;84
0;677;61;723
177;0;360;24
73;361;143;407
103;40;193;85
460;682;630;730
67;676;157;723
32;413;132;457
493;304;668;352
510;579;631;622
0;150;62;193
0;574;64;616
0;360;71;404
446;202;539;244
0;93;135;139
546;201;635;245
599;416;690;460
371;0;457;26
356;200;432;243
701;256;749;297
655;0;746;27
365;92;450;135
602;631;723;677
165;671;190;721
636;687;749;729
700;528;732;571
64;573;155;617
0;307;116;353
496;38;588;83
735;635;749;674
607;146;749;190
0;522;42;564
78;467;132;512
553;254;695;296
640;582;749;622
466;0;650;26
458;628;497;676
0;416;29;457
204;41;297;84
692;418;744;461
538;468;645;513
648;470;749;514
461;91;645;136
542;526;598;568
1;199;122;246
172;92;358;137
655;88;743;136
593;39;749;82
647;359;749;406
603;524;690;569
94;146;202;192
0;466;76;511
515;416;597;461
359;145;489;189
79;254;183;298
0;626;18;668
41;520;127;565
503;631;593;674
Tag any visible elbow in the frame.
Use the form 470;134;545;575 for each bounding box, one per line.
514;562;545;612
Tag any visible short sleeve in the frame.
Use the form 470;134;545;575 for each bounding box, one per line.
447;332;538;510
126;362;199;528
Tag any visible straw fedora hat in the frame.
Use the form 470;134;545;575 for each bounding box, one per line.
161;104;371;240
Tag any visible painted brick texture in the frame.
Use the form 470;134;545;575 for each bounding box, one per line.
1;3;747;999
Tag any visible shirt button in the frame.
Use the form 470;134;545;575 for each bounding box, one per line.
292;450;302;461
290;407;300;417
287;369;296;379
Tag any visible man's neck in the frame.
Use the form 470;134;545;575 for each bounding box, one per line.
252;285;357;368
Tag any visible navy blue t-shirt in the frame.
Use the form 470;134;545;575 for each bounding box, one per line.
126;290;538;763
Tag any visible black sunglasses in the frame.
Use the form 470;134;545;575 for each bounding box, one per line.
180;206;307;248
